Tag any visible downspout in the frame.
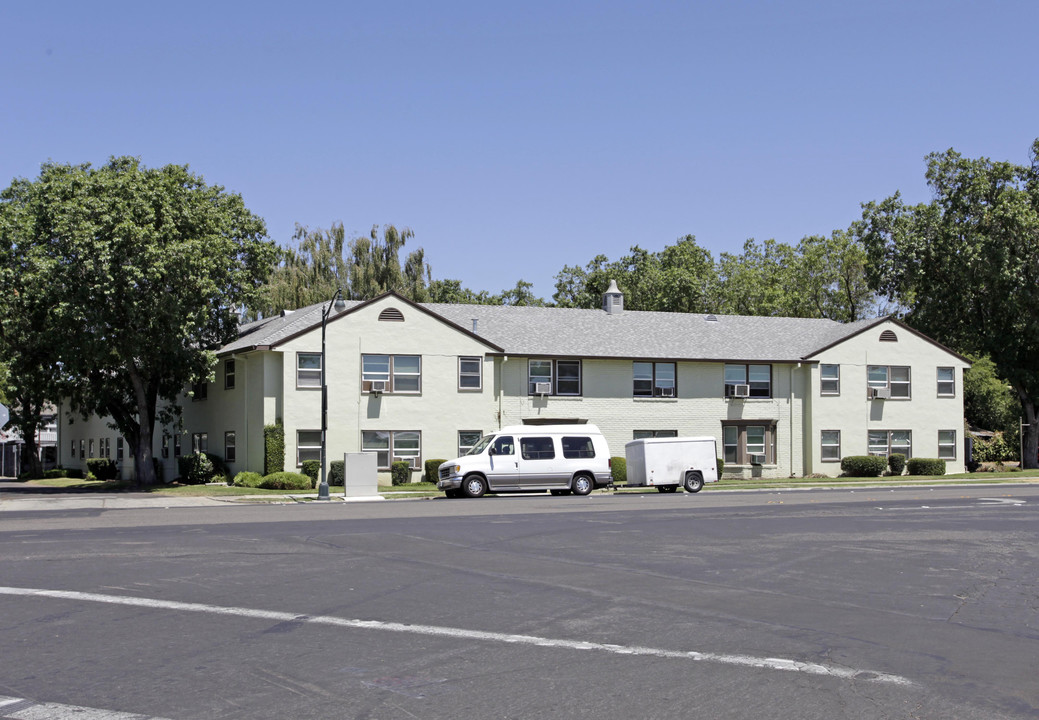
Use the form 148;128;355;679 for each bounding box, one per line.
790;364;796;477
498;356;508;429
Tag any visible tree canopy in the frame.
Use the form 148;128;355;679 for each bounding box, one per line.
0;157;277;483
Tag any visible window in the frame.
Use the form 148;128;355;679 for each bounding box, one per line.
633;362;677;397
821;430;841;462
225;359;236;390
820;364;840;395
89;439;94;458
458;357;482;390
721;422;776;464
162;435;169;459
297;353;322;388
361;430;421;470
561;436;595;459
528;360;582;396
174;434;182;457
192;381;208;401
725;364;771;398
520;436;555;460
104;438;111;459
458;431;482;456
937;367;955;397
868;366;911;398
938;430;956;460
297;430;321;465
225;432;236;463
633;430;678;439
192;432;208;454
363;355;421;393
117;438;124;461
868;430;911;458
79;439;85;460
492;436;515;455
70;439;75;457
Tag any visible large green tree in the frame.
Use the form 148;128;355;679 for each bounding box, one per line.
0;157;277;484
858;140;1039;467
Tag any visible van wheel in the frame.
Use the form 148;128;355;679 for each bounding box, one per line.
572;474;593;496
462;475;487;498
684;472;704;493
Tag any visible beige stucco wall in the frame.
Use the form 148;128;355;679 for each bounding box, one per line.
805;320;970;475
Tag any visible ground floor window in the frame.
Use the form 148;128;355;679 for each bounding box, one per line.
297;430;321;466
225;432;236;463
362;430;422;470
820;430;841;462
633;430;678;439
868;430;911;458
192;432;208;454
722;421;776;465
117;437;124;461
938;430;956;460
458;430;482;456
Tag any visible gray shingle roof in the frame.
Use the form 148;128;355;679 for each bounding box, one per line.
222;295;882;362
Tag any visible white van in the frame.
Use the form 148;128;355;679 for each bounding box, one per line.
624;436;719;493
437;424;613;498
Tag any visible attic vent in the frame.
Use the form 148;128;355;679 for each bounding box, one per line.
379;308;405;322
879;329;898;342
705;314;718;322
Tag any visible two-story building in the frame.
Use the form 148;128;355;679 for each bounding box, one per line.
57;283;970;481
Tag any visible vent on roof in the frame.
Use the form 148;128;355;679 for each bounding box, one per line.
379;307;405;322
603;279;624;315
879;329;898;342
280;309;295;318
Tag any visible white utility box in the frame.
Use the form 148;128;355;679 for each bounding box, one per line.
342;452;379;498
624;436;719;493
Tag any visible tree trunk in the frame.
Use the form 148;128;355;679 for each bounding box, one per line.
1022;398;1038;470
20;422;42;478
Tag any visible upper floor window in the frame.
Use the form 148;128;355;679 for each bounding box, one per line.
192;381;208;401
529;359;582;396
633;430;678;439
458;357;482;391
820;364;840;395
363;354;421;394
725;364;771;398
633;361;676;397
868;366;910;399
937;367;955;397
297;353;321;388
224;359;236;390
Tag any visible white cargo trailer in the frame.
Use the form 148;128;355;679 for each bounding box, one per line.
623;436;719;493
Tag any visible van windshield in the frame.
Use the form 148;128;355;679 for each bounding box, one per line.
466;435;495;456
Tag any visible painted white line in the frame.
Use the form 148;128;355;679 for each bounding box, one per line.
0;694;170;719
0;586;913;687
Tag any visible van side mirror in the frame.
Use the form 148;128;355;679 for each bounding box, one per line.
488;447;496;456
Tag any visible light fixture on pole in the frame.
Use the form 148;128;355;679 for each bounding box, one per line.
319;289;347;500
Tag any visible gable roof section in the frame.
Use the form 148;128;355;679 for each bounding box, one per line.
801;316;971;364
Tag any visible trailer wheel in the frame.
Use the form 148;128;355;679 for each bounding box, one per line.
462;474;487;498
684;472;704;493
572;473;593;496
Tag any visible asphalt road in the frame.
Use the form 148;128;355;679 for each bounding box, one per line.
1;485;1037;719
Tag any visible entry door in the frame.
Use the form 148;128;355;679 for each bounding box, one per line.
487;436;520;489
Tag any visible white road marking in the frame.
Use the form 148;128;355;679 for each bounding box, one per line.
0;693;172;719
0;585;913;687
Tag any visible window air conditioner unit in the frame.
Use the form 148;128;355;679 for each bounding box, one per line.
868;387;890;400
733;384;750;398
659;387;675;397
534;382;552;395
749;454;765;466
369;380;387;394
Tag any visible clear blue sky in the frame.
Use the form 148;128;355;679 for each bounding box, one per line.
3;1;1037;301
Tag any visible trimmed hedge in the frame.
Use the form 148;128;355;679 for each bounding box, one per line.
329;460;345;486
391;461;412;486
424;458;447;484
840;455;887;477
611;457;626;484
258;471;312;490
86;458;118;481
301;460;320;488
888;453;906;476
717;457;725;477
263;421;285;475
233;471;264;488
907;458;946;476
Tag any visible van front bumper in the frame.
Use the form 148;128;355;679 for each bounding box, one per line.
437;476;462;490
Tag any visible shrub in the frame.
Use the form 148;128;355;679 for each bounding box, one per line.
887;453;906;476
329;460;345;486
233;471;264;488
907;458;946;476
258;471;312;490
611;457;626;484
971;433;1013;463
716;457;725;477
301;460;320;488
424;458;446;484
43;468;70;479
391;461;412;486
86;458;118;481
840;455;887;477
263;421;285;475
178;452;217;485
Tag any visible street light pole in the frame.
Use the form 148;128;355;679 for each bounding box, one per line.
319;289;346;500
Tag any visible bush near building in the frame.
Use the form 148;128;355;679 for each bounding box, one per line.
907;458;946;476
841;455;887;477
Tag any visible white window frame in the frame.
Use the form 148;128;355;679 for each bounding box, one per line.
633;430;678;439
362;354;422;394
937;367;955;397
820;364;840;395
868;366;911;399
820;430;841;462
224;359;236;390
362;430;422;470
868;430;911;458
938;430;956;460
296;430;321;466
458;357;483;391
117;437;124;461
721;421;776;464
458;430;483;456
297;353;322;389
225;431;236;463
192;432;208;454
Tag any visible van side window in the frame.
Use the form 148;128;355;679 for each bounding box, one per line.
520;437;555;460
493;436;515;455
562;436;595;459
